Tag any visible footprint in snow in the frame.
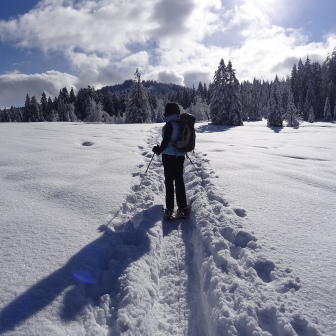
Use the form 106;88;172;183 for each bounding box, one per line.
82;141;93;146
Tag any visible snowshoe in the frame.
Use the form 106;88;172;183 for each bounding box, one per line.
174;206;190;219
164;208;174;221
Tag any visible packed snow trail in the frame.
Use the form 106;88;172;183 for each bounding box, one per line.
83;126;320;336
105;127;321;336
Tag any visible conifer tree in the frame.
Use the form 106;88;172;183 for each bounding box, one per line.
40;91;48;121
291;64;299;107
188;95;210;121
103;91;115;116
250;78;262;121
69;87;76;104
284;87;300;127
226;61;243;126
30;96;41;122
324;96;331;122
23;94;31;122
267;76;283;127
197;82;204;100
210;59;227;125
59;87;70;104
45;97;58;121
308;106;315;123
125;69;151;123
85;98;112;123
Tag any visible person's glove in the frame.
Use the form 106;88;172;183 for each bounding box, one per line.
152;145;160;155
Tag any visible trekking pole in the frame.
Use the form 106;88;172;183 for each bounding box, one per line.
139;153;155;188
186;153;207;184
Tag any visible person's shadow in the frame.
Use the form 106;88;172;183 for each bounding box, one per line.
0;205;162;334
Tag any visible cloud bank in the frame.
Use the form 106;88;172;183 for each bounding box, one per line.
0;0;335;106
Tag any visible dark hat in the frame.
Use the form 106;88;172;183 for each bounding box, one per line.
164;102;181;118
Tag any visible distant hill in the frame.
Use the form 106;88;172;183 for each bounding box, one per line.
99;80;191;96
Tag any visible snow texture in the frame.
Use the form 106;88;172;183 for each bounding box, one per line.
0;121;335;335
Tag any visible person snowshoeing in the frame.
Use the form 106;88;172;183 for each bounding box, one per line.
152;102;189;221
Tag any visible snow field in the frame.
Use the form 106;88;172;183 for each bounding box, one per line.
0;122;331;335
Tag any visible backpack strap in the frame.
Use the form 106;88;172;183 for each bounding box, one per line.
168;120;179;157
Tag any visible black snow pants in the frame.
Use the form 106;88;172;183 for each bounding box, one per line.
162;154;187;210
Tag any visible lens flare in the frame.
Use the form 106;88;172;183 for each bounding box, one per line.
71;271;96;284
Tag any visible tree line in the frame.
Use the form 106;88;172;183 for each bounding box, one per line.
1;47;335;127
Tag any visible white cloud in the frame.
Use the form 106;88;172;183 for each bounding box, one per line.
0;70;78;107
0;0;335;107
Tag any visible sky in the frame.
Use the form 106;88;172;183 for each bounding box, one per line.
0;0;336;107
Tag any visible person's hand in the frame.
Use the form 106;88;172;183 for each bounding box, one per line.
152;145;160;155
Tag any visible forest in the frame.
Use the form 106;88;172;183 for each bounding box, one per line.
0;47;335;127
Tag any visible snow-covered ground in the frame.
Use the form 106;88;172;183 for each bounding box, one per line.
0;121;335;336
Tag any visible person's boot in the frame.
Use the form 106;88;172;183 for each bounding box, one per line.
175;205;190;219
164;208;174;221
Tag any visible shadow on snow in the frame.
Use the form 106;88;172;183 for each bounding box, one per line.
0;205;162;334
196;124;235;133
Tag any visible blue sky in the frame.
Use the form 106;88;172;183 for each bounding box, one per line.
0;0;336;107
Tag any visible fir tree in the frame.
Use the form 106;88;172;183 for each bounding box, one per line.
58;99;66;121
188;95;210;121
267;76;283;127
85;98;112;123
125;69;151;123
23;94;31;122
30;96;41;122
40;91;48;121
226;60;243;126
210;59;228;125
308;106;315;123
102;91;115;116
69;87;76;104
59;87;70;104
324;96;331;122
250;78;262;121
197;82;204;99
284;87;300;127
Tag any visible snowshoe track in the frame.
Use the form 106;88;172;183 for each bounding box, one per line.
85;127;320;336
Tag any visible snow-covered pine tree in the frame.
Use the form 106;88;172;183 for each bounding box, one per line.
29;96;42;122
226;60;243;126
59;87;70;104
260;81;270;119
155;98;165;123
23;94;31;122
250;78;262;121
103;91;115;117
304;85;315;122
297;58;305;118
69;87;76;104
125;69;151;123
40;91;48;121
64;103;77;122
188;95;210;121
291;64;299;107
210;59;227;125
58;99;66;121
85;98;112;123
308;106;315;123
304;57;317;120
44;97;57;121
240;80;252;121
284;87;300;127
197;82;204;100
324;96;331;122
267;76;283;127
